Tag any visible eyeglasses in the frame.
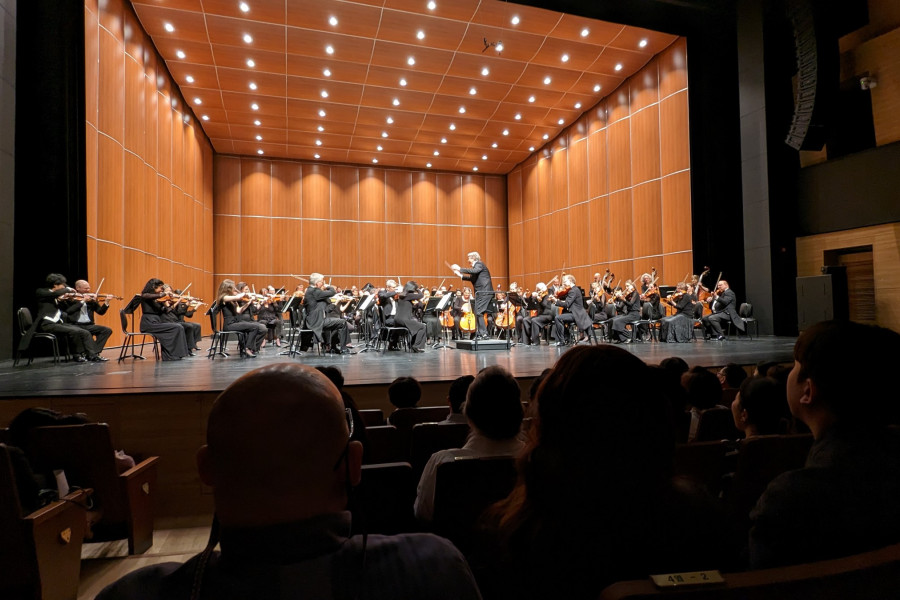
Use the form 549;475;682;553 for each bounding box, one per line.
332;407;354;471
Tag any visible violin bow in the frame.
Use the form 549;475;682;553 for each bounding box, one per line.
95;277;105;296
290;273;309;283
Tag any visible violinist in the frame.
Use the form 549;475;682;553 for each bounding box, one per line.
637;273;663;340
701;280;744;341
395;281;427;352
552;275;592;346
451;251;494;340
609;280;641;343
454;287;476;340
498;282;526;345
377;280;400;327
161;285;202;355
215;280;265;357
256;285;285;348
522;283;554;346
302;273;351;355
659;282;695;343
62;279;113;360
140;278;190;360
18;274;100;363
420;287;442;346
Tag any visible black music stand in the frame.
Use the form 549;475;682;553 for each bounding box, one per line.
501;291;525;345
428;293;454;350
356;293;377;353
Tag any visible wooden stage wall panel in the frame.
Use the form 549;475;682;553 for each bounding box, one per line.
507;38;693;290
86;0;215;347
213;158;508;289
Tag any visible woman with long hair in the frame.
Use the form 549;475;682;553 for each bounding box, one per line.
395;281;427;352
215;279;266;357
139;278;189;360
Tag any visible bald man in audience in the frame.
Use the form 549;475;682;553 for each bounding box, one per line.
97;363;482;600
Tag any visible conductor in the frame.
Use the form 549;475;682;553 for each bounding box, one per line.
451;252;493;340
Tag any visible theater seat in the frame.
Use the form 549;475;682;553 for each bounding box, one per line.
598;541;900;600
352;462;416;535
409;422;470;479
363;425;405;464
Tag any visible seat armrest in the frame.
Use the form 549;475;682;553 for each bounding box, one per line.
26;489;89;525
118;456;160;480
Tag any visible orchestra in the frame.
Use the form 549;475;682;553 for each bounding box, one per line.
25;263;744;363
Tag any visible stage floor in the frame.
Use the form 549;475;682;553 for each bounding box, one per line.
0;335;797;398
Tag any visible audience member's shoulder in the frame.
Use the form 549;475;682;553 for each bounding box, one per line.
96;560;192;600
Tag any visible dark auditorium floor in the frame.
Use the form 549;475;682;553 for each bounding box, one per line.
0;334;796;398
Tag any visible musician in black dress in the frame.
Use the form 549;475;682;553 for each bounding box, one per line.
610;280;641;343
172;288;203;351
395;281;427;352
522;283;554;346
304;273;350;354
140;278;189;361
553;275;593;346
256;285;284;348
215;280;265;357
659;282;696;343
159;285;201;355
451;252;493;340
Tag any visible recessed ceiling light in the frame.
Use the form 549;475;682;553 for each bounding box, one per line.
543;76;552;85
491;142;497;148
377;145;383;151
482;154;488;160
481;67;490;76
417;30;425;40
542;134;549;139
434;151;440;156
427;1;436;10
325;45;334;55
558;118;564;125
561;54;569;63
580;27;589;37
254;119;261;126
255;135;262;141
318;110;326;117
246;59;255;67
528;96;535;103
502;129;509;136
495;42;504;52
575;102;582;109
321;90;329;98
314;153;320;159
386;117;394;124
257;149;264;155
176;50;186;59
529;146;535;151
243;34;253;44
201;115;209;121
317;126;324;132
441;138;447;143
426;162;432;168
185;75;195;83
639;38;648;48
372;158;378;163
473;167;478;171
249;82;257;90
514;113;521;120
469;87;477;95
399;78;407;86
392;98;400;106
614;63;623;71
449;123;456;130
239;2;250;13
407;57;416;66
193;97;202;105
511;15;520;25
251;103;259;110
323;68;331;77
593;84;601;92
459;106;466;113
315;140;322;146
382;132;388;138
329;16;338;26
164;23;174;33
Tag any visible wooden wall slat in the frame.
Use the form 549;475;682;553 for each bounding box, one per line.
240;217;271;276
436;174;462;226
385;170;412;223
661;171;693;253
98;29;124;143
124;55;145;156
608;190;634;262
587;129;608;200
633;181;663;257
412;224;439;279
551;148;568;212
303;164;331;220
272;161;301;218
507;170;522;225
522;161;538;222
537;158;552;217
659;38;688;99
240;159;271;216
412;172;437;225
462;175;486;227
97;135;124;245
301;219;331;275
213;215;241;275
607;120;631;193
332;221;359;276
358;168;385;222
331;166;359;221
660;91;690;176
630;104;661;184
271;219;302;277
359;222;386;278
568;139;588;207
522;219;539;276
589;195;610;266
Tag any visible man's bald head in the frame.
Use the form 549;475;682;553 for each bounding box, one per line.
199;363;361;526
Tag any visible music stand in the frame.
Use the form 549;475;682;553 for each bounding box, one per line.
356;293;377;353
279;295;299;356
474;291;511;351
429;293;454;350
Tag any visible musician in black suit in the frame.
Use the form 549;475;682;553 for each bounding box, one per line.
395;281;427;352
553;275;593;346
304;273;350;355
702;280;745;340
377;280;399;327
63;279;112;360
19;273;99;362
522;283;554;346
610;281;642;343
451;252;493;340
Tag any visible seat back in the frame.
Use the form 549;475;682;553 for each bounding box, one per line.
693;302;705;319
206;304;221;334
363;425;405;464
432;456;518;551
673;440;730;498
17;307;33;335
352;462;416;535
0;443;42;598
740;302;753;318
358;409;385;427
695;406;741;442
388;406;451;430
409;422;470;477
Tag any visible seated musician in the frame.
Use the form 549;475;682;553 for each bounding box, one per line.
552;275;592;346
609;280;641;343
161;285;202;355
701;280;745;341
140;278;190;361
522;283;553;346
377;280;399;327
20;273;101;362
215;280;266;357
256;285;284;348
63;279;112;361
636;273;663;340
303;273;351;355
659;282;695;343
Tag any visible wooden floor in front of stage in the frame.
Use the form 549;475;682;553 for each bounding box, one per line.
0;334;797;398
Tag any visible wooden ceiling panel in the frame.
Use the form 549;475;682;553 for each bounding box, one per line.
131;0;682;174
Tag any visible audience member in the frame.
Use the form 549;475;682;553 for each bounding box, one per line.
731;376;786;438
481;346;729;600
749;321;900;569
444;375;475;424
753;360;780;378
96;364;482;600
316;365;368;454
416;367;523;522
528;368;552;403
388;376;422;409
682;366;725;441
718;363;748;405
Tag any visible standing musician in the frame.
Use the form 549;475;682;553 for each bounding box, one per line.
140;278;190;361
214;280;265;357
659;282;696;343
609;280;642;343
522;283;554;346
451;251;494;340
702;279;745;340
19;273;102;362
62;279;113;360
552;275;593;346
303;273;351;355
395;281;427;352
